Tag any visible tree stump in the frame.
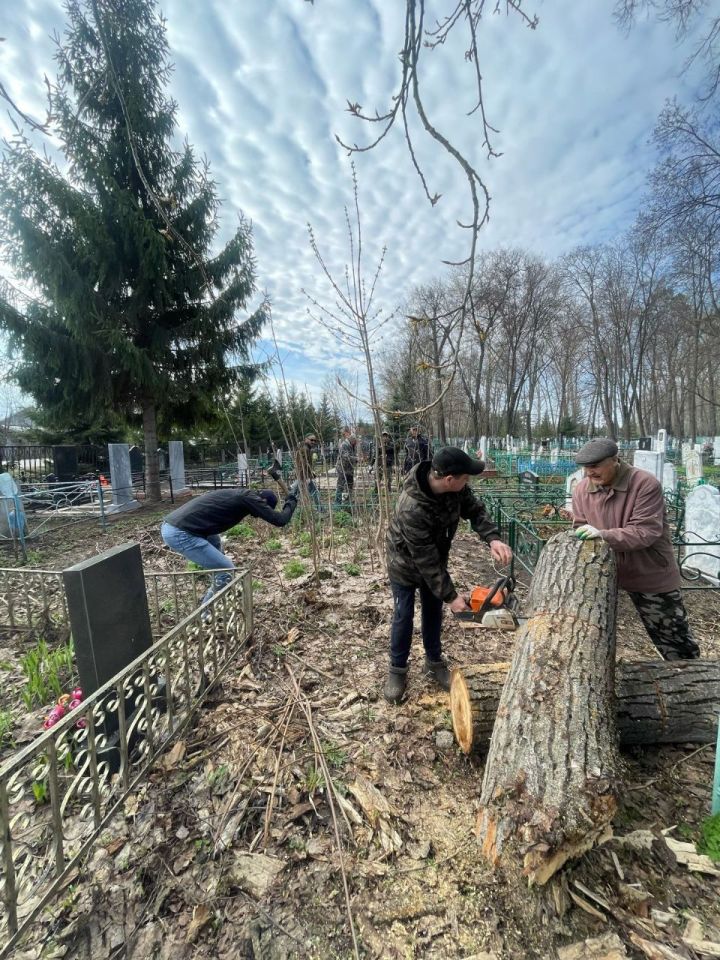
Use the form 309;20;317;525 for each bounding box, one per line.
476;532;619;885
452;660;720;752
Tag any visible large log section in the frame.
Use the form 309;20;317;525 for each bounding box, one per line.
451;660;720;753
476;532;619;885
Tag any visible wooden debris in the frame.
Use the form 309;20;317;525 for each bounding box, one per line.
664;837;720;877
557;931;629;959
229;852;285;898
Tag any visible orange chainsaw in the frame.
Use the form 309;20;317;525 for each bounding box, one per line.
452;576;521;630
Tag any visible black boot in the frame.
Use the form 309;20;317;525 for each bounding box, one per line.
383;665;408;704
423;656;451;691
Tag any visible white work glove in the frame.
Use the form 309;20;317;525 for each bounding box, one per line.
575;524;602;540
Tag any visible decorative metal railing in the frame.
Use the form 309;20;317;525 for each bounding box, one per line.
0;569;252;958
0;568;233;638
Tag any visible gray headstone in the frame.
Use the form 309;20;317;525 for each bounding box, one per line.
0;472;24;538
714;436;720;467
53;445;78;482
550;447;559;464
681;442;692;465
157;448;168;472
633;449;664;483
108;443;140;513
62;543;153;695
684;485;720;585
237;452;249;486
662;462;677;493
656;429;667;454
169;440;189;495
685;450;703;486
637;437;652;451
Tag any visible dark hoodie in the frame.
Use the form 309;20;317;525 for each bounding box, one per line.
385;462;501;602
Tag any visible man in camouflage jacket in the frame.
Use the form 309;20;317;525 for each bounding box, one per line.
384;446;513;703
335;428;357;505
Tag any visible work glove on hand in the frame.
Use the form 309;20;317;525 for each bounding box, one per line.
575;524;602;540
288;480;299;498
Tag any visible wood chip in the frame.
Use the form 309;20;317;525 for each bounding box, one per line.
558;931;628;959
568;889;607;922
186;903;212;943
628;933;687;960
665;838;720;877
682;938;720;958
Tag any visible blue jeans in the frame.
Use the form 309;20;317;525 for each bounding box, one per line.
389;581;443;668
161;522;234;604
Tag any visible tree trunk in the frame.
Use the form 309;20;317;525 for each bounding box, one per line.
476;532;619;885
451;660;720;753
142;401;162;502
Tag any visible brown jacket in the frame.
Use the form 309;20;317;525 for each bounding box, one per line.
571;461;680;593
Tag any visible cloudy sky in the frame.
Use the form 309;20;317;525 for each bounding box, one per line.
0;0;706;403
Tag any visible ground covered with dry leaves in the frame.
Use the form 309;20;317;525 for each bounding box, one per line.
3;496;720;960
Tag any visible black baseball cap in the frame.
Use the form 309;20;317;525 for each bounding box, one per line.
432;447;485;476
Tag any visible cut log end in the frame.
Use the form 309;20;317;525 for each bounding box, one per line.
450;667;473;753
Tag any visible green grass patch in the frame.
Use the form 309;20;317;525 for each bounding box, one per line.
265;538;282;552
297;545;312;558
0;710;14;749
21;637;75;709
333;511;353;528
186;560;204;572
698;813;720;862
252;579;265;592
283;560;307;579
226;522;254;540
344;562;361;576
293;530;313;546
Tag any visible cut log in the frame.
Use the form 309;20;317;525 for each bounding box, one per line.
451;660;720;753
476;532;620;885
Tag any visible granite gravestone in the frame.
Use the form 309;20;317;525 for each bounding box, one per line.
237;452;249;486
565;467;584;511
168;441;189;496
714;436;720;467
633;449;664;483
63;543;153;695
53;445;78;482
684;485;720;585
128;445;144;475
637;437;652;451
656;429;667;454
108;443;140;514
685;450;703;487
662;462;677;493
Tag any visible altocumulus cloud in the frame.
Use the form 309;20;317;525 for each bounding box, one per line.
0;0;707;396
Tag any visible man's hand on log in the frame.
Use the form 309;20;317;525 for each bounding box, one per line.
490;541;513;566
449;594;471;614
576;524;602;540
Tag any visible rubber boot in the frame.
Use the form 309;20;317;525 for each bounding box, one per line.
383;665;408;704
423;656;451;692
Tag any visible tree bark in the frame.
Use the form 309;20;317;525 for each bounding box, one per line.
476;532;619;885
451;660;720;753
142;401;162;502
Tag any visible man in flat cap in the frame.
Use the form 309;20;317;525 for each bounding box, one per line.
383;446;513;703
572;438;699;661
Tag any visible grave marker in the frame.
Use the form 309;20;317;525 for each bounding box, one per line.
169;440;190;497
128;445;144;475
52;445;78;482
237;452;249;486
637;437;652;451
685;450;703;487
565;467;584;511
633;449;664;483
107;443;140;514
656;429;667;454
662;462;677;493
714;436;720;467
62;543;153;695
684;485;720;585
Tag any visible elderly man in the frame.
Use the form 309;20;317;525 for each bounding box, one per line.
384;446;513;703
403;425;430;475
572;438;699;661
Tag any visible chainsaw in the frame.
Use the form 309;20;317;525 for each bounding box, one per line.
452;575;521;631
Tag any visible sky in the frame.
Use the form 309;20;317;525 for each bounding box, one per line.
0;0;707;407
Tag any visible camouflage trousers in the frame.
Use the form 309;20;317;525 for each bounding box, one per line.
627;589;700;661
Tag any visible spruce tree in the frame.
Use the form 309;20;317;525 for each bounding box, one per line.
0;0;266;499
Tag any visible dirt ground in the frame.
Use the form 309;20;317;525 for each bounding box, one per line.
2;499;720;960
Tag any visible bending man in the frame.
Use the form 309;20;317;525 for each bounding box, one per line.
162;487;297;606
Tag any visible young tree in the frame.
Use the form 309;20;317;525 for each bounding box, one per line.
0;0;266;499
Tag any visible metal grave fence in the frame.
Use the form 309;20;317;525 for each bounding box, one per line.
0;568;252;957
